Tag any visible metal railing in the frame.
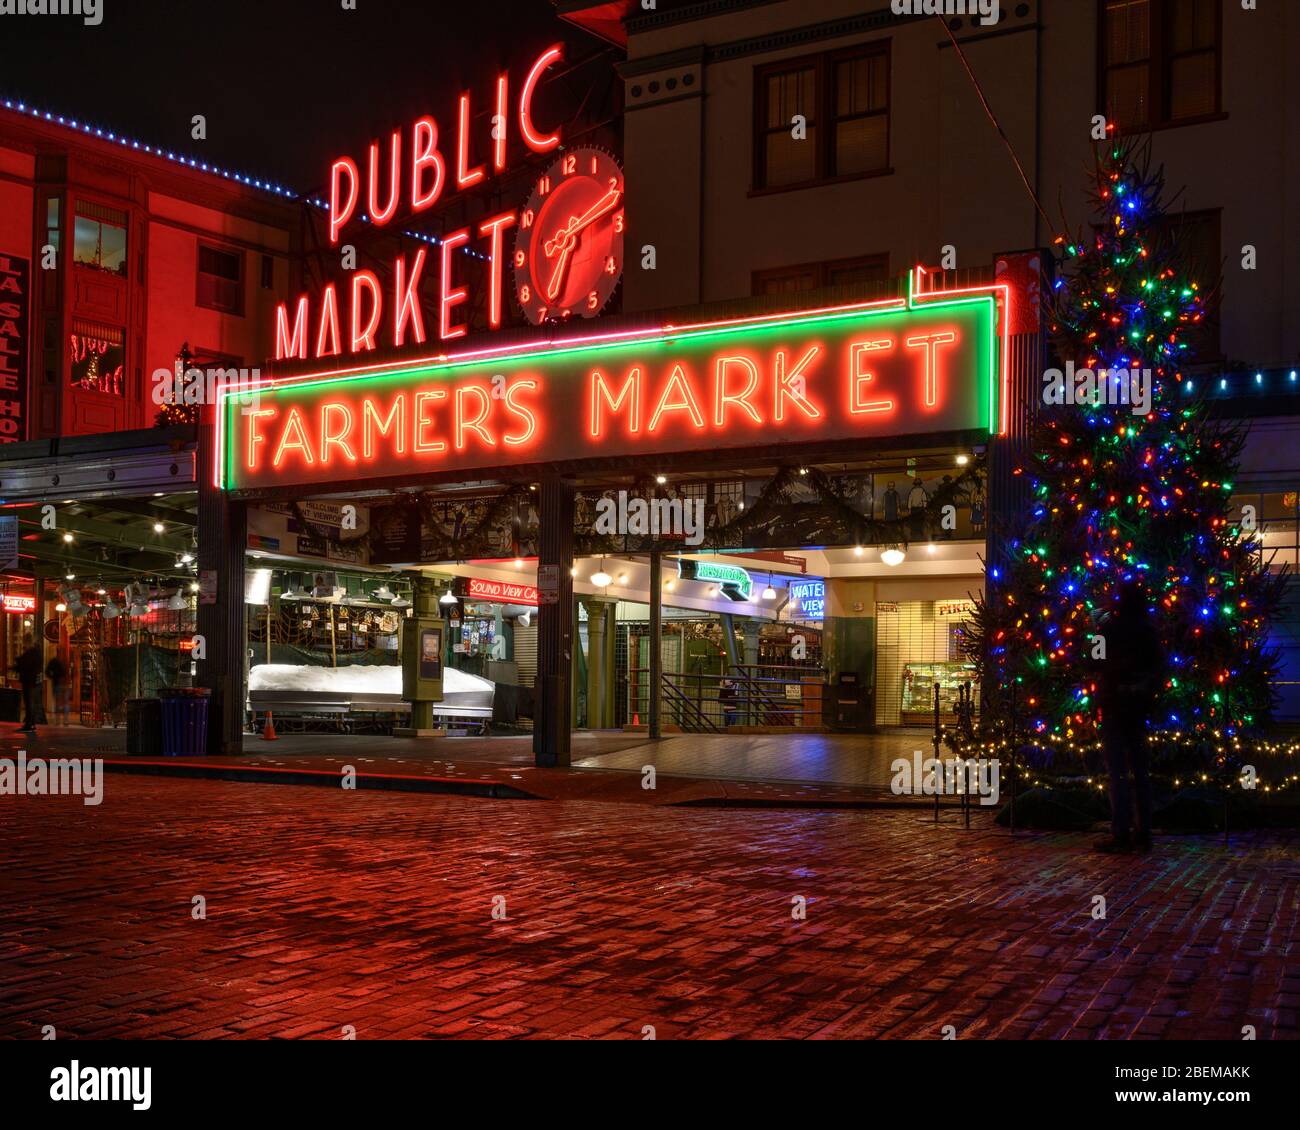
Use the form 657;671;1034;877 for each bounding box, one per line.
627;664;828;732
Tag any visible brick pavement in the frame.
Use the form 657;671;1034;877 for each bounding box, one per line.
1;776;1297;1039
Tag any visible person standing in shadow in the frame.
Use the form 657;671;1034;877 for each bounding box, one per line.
1095;581;1165;853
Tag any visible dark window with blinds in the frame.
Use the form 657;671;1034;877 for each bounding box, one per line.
196;242;244;315
1100;0;1221;133
754;43;890;191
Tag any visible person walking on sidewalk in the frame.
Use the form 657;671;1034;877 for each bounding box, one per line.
13;634;43;734
46;654;71;726
1095;582;1164;853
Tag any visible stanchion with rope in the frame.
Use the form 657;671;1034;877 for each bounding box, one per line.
1008;680;1017;837
932;681;941;824
961;682;972;830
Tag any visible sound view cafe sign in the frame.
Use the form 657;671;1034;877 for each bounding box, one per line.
219;286;1002;491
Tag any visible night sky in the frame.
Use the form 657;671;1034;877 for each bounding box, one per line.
1;0;602;196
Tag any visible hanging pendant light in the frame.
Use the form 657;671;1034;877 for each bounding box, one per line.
167;588;188;611
881;545;906;567
589;558;612;588
102;597;121;620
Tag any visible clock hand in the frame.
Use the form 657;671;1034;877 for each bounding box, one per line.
542;188;622;302
543;187;622;257
546;240;576;302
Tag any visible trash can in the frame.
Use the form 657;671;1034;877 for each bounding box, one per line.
159;687;211;756
126;698;164;756
0;686;22;723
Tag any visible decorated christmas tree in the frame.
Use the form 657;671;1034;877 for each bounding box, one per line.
970;138;1283;771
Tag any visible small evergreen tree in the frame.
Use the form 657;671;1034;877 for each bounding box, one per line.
971;138;1282;770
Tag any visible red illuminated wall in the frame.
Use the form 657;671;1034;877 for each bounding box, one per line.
0;105;301;440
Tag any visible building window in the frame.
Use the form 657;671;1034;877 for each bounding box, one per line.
70;320;126;396
72;202;128;276
1155;208;1221;360
197;243;244;315
753;254;889;297
831;51;889;177
1100;0;1221;133
44;197;61;256
260;254;274;289
754;43;890;191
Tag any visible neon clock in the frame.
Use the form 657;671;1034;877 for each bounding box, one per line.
513;146;624;325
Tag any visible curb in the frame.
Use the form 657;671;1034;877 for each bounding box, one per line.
99;759;538;800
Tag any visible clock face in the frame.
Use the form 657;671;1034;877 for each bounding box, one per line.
513;147;624;326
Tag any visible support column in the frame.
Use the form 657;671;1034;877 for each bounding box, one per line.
196;423;246;755
534;476;574;766
648;550;662;738
583;596;606;729
407;572;438;732
742;620;761;668
602;602;617;728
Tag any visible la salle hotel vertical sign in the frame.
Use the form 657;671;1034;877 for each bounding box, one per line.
0;254;29;444
219;286;1003;491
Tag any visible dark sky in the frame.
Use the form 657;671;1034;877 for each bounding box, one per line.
0;0;606;196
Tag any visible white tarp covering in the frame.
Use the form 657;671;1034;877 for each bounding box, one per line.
248;663;493;697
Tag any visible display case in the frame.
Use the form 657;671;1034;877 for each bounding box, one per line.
900;661;980;724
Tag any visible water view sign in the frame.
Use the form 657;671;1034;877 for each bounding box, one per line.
219;289;1000;492
789;579;826;619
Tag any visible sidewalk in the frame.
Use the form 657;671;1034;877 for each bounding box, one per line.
0;723;943;809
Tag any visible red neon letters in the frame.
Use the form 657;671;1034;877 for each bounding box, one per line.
230;299;997;491
327;45;562;244
282;45;565;363
245;377;544;475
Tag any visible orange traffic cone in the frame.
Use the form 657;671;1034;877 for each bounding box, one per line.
632;712;640;727
261;711;279;741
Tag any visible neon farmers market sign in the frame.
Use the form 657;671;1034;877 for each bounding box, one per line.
218;281;1003;492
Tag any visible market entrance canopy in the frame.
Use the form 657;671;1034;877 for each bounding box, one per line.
217;284;1004;492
